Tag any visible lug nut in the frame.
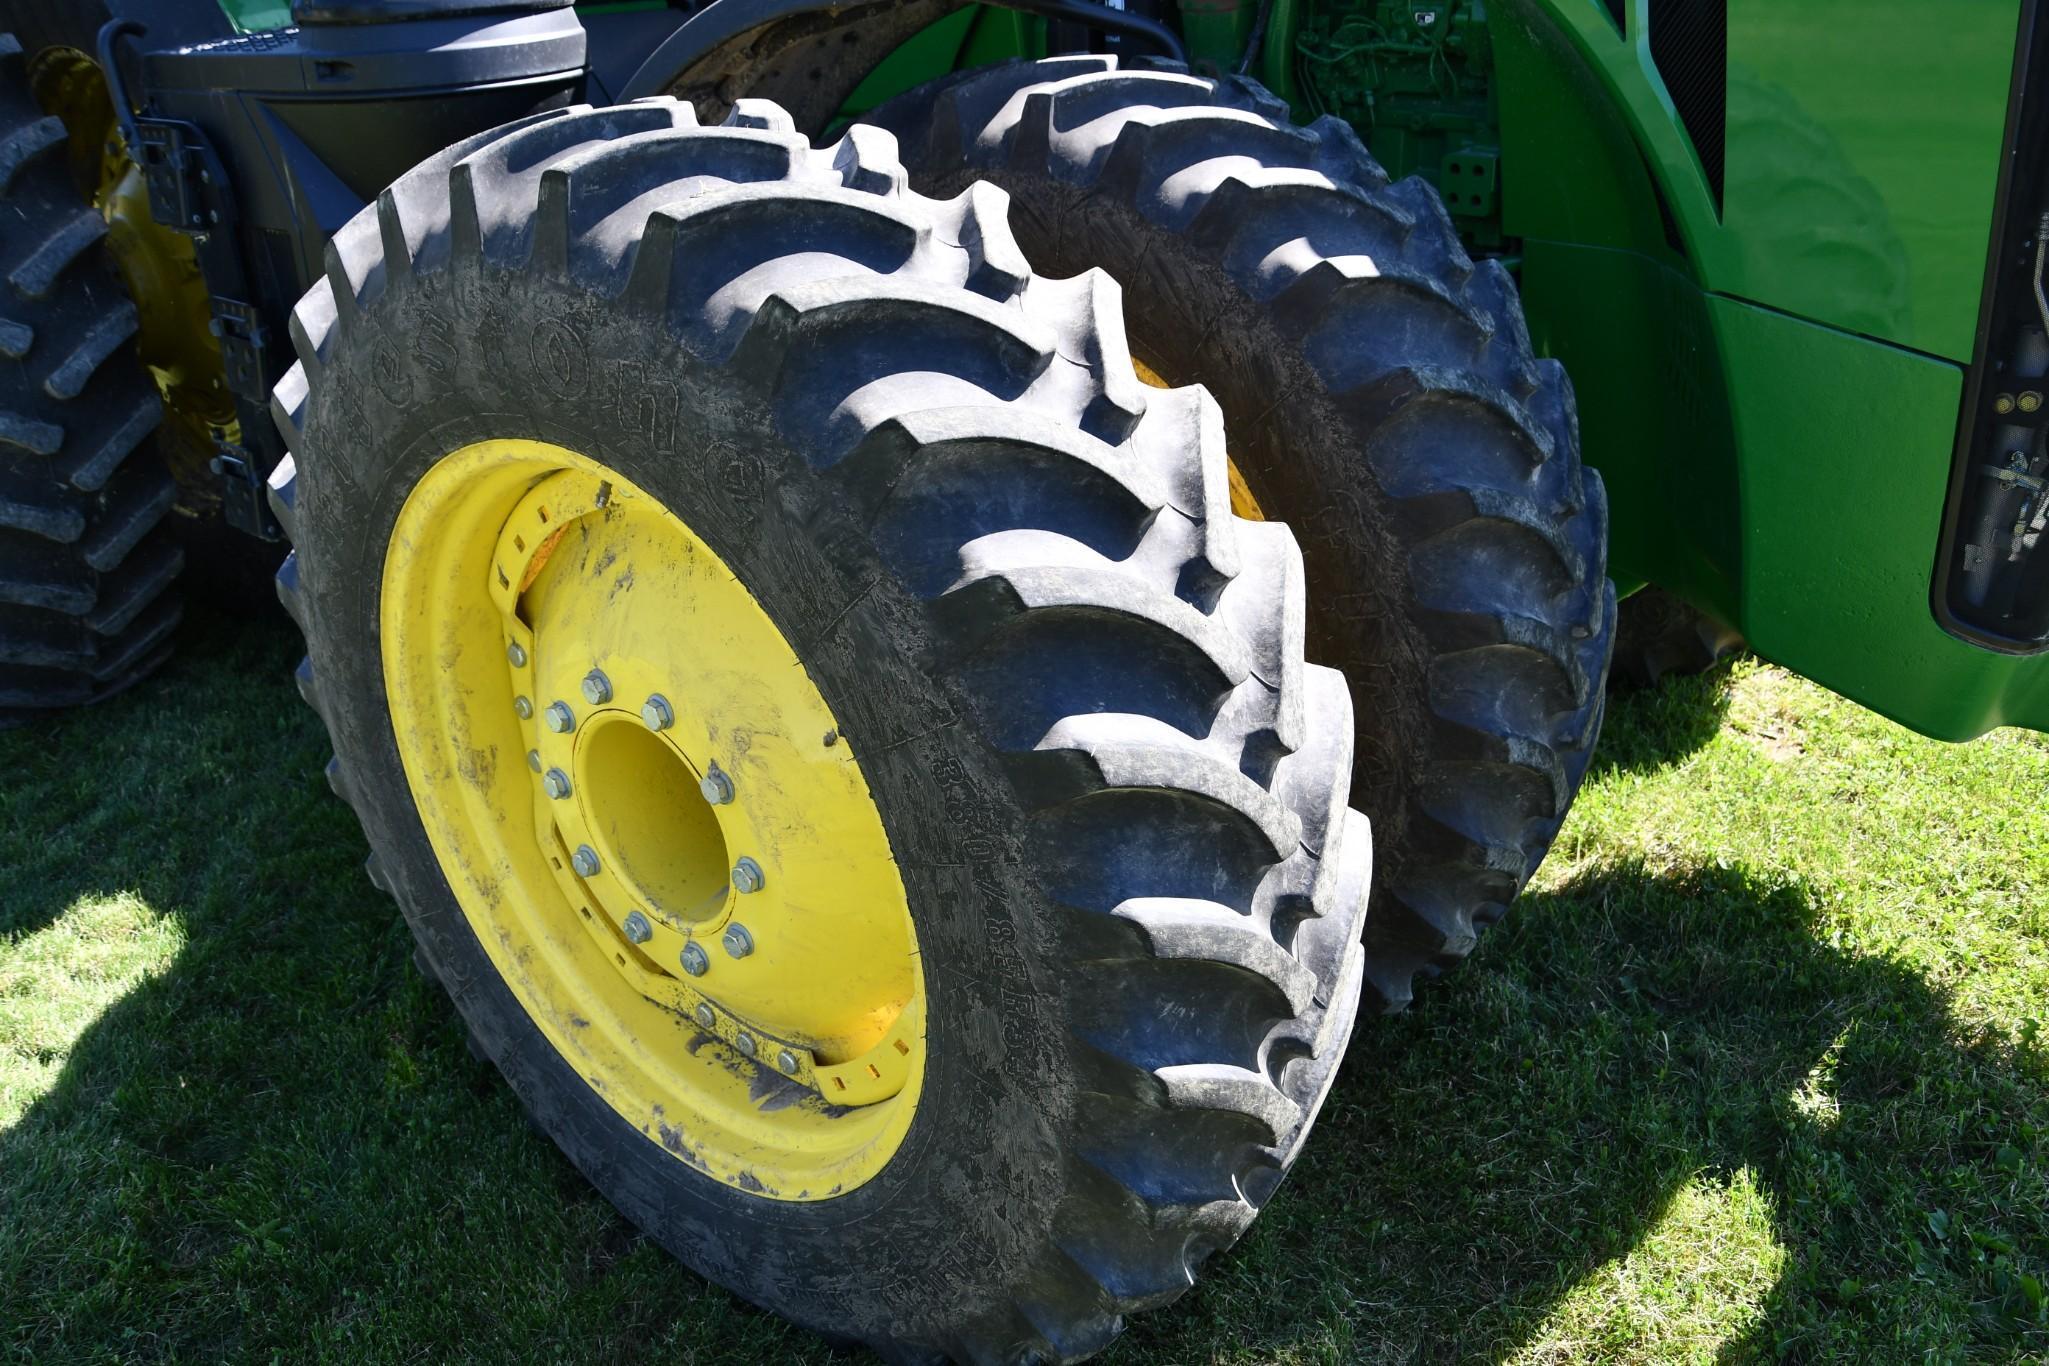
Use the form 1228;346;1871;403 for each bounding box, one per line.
722;922;754;959
642;693;673;731
506;642;528;667
2023;391;2044;413
514;696;533;720
526;749;542;772
734;1031;757;1058
679;942;709;976
581;669;613;705
571;844;601;878
776;1049;800;1075
622;910;652;944
544;701;575;733
693;1002;716;1029
543;767;572;800
731;857;764;894
1997;393;2017;414
700;764;734;805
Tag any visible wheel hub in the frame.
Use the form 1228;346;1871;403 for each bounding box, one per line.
384;441;924;1197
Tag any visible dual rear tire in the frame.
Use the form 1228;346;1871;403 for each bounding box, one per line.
271;98;1369;1361
869;58;1615;1009
273;56;1617;1364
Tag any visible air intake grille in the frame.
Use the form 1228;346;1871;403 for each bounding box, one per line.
1648;0;1727;210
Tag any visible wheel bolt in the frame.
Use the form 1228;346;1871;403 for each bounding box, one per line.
693;1002;716;1029
514;696;533;720
642;693;673;731
700;764;734;805
622;910;652;944
722;922;754;959
544;701;575;733
776;1049;799;1076
543;767;572;800
581;669;612;705
679;942;709;976
731;857;764;894
734;1031;757;1059
571;844;600;878
526;749;541;772
506;642;527;667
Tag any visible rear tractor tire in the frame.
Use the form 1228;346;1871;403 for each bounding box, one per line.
0;31;179;726
272;99;1370;1361
870;58;1617;1011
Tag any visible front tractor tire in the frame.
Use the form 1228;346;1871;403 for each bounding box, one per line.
271;100;1369;1361
0;32;179;725
871;58;1616;1011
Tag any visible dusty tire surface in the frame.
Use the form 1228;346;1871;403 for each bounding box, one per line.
869;57;1615;1010
0;31;179;726
270;98;1370;1362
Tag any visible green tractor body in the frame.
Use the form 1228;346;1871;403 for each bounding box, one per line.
11;0;2043;734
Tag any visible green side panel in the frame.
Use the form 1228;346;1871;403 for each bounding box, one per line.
1530;236;2049;739
1476;0;2046;738
1723;0;2016;360
1490;3;1700;267
1520;239;1737;619
1488;0;2016;363
1713;298;2049;740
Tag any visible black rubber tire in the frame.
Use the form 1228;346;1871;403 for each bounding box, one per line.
867;57;1616;1012
1609;585;1744;691
0;31;180;728
269;98;1370;1362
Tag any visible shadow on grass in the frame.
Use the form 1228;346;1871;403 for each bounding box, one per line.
4;609;2043;1362
0;604;821;1361
1591;659;1739;779
1120;860;2048;1362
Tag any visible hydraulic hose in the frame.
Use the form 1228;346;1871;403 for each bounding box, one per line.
94;19;147;152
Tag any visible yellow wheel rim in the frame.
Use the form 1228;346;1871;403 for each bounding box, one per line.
382;439;924;1200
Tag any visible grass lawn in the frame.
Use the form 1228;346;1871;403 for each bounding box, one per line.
4;600;2046;1363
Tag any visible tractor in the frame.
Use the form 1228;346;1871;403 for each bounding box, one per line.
1;0;2042;1358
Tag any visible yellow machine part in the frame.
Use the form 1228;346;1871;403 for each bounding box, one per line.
30;47;234;494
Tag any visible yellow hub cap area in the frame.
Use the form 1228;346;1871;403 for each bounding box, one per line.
383;440;923;1199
